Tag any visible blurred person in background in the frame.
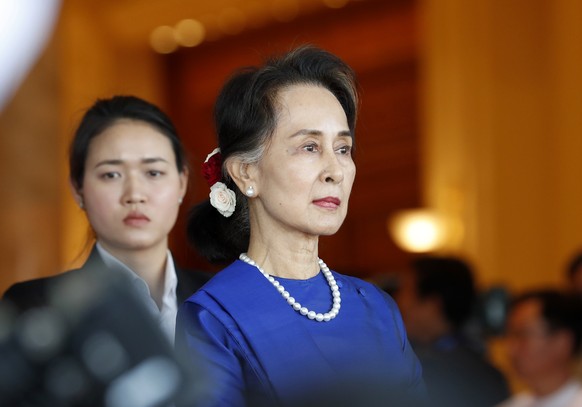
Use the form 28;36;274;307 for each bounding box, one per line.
395;255;509;407
497;289;582;407
2;95;210;341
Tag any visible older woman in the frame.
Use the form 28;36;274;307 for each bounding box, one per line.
177;46;425;406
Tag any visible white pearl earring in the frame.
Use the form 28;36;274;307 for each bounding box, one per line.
245;186;255;197
178;197;183;204
79;199;84;209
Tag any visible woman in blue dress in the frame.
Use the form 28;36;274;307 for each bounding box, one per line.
176;46;425;407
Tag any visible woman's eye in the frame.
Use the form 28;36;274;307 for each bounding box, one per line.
336;145;352;155
147;170;164;177
303;143;318;153
101;172;120;180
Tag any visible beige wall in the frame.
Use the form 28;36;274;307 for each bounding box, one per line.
421;0;582;292
0;40;61;289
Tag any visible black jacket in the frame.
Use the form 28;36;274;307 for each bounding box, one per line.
2;246;211;313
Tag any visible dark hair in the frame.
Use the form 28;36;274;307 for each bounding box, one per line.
567;251;582;280
410;256;477;329
69;95;187;190
510;289;582;354
187;45;359;264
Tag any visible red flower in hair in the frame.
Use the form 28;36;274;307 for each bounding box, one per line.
202;148;222;187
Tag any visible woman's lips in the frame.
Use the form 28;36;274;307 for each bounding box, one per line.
123;213;150;226
313;197;341;209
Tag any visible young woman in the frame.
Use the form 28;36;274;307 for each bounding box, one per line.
176;46;425;406
3;95;209;340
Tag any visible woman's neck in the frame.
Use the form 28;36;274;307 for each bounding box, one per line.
98;241;168;308
246;233;321;280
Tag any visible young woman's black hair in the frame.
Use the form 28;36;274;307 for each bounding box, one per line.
69;95;187;190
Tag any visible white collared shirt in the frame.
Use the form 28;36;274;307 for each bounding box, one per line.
497;380;582;407
95;242;178;342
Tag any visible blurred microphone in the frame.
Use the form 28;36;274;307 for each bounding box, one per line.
0;266;207;407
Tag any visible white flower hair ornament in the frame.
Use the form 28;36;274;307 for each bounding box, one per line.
202;148;236;217
209;182;236;218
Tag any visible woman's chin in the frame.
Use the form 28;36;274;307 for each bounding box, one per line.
315;224;344;237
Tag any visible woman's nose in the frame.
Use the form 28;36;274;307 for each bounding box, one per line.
122;176;146;204
321;152;344;184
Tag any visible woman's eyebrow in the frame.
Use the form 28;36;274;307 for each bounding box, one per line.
93;157;169;168
290;129;352;138
290;129;322;138
142;157;169;164
94;159;123;168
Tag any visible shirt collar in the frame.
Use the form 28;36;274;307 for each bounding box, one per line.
532;380;582;406
95;242;178;341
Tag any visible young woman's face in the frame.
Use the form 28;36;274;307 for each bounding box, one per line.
76;119;187;255
250;84;356;238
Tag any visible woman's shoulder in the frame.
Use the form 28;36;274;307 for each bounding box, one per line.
203;260;248;284
3;248;106;312
2;267;85;312
332;271;401;311
333;272;374;287
185;260;252;300
333;272;391;294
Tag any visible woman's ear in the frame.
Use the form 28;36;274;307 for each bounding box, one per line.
70;180;84;209
179;166;189;199
225;157;256;193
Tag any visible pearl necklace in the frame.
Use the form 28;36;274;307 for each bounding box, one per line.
239;253;341;322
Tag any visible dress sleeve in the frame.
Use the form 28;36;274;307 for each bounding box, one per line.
375;286;428;403
175;298;246;407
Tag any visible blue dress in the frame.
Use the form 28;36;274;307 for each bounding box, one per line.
176;260;425;406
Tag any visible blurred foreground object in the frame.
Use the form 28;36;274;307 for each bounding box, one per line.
0;0;61;110
0;265;207;407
